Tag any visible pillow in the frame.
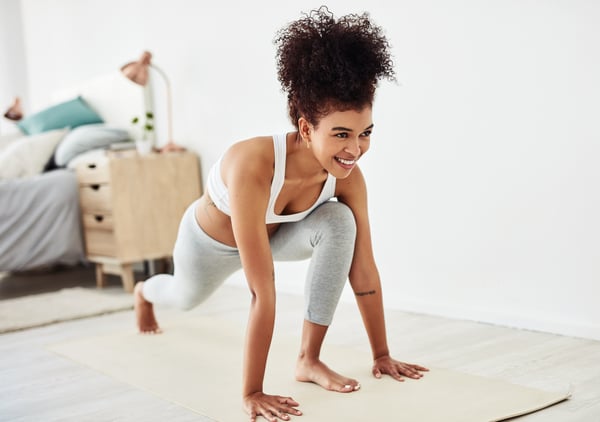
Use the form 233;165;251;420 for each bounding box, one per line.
0;128;68;181
17;96;103;135
0;132;23;154
54;124;130;166
66;147;109;170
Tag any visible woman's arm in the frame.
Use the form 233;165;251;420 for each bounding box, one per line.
336;166;389;357
225;142;276;396
337;166;428;380
224;140;301;420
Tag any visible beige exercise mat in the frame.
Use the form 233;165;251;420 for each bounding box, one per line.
49;316;570;422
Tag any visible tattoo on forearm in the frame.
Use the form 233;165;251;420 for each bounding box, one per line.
355;290;376;297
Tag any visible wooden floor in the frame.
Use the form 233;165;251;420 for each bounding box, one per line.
1;267;599;422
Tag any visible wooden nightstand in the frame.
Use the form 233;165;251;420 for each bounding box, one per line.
75;150;201;292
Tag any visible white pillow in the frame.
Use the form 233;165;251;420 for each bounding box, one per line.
66;147;108;170
54;123;129;166
0;128;68;181
0;132;23;154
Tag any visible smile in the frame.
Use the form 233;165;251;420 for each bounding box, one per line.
335;157;355;166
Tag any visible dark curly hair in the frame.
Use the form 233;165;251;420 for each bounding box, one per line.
274;6;395;129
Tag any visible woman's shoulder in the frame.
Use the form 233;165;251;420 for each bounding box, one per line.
227;135;274;154
225;136;274;165
221;135;275;181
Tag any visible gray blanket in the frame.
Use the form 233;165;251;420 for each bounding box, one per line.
0;170;85;271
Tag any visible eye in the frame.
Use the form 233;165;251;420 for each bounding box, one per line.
334;132;348;139
360;130;372;137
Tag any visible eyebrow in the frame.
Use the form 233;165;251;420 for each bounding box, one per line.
331;123;374;132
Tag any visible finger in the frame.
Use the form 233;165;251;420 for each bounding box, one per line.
285;408;303;417
260;409;277;422
372;367;382;379
255;405;275;422
276;410;290;421
388;369;406;382
278;397;302;416
279;405;302;418
404;369;423;379
377;366;405;382
284;406;303;416
278;396;300;407
275;404;301;421
398;364;423;379
410;363;430;371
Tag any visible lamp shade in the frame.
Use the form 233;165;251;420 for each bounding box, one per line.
121;51;152;86
4;97;23;121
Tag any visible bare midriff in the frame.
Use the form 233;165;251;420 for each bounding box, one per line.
195;193;281;248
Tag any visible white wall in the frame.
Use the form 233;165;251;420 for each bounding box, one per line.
14;0;600;340
0;0;28;134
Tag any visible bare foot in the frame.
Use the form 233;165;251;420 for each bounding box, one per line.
134;282;162;334
296;357;360;393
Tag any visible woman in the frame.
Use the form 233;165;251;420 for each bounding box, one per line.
135;7;428;421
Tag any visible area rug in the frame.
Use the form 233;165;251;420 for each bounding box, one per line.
0;287;132;334
49;316;570;422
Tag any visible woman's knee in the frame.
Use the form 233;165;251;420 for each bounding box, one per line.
145;275;213;311
171;288;209;310
311;201;357;242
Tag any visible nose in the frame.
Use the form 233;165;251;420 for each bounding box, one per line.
344;137;361;157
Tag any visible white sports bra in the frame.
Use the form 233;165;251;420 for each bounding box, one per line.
206;133;336;224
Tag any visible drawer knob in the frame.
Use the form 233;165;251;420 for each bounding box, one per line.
87;163;97;169
90;184;100;191
94;215;104;223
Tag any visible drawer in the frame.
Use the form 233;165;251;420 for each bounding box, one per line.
79;184;112;212
84;229;117;257
76;160;110;184
82;213;114;231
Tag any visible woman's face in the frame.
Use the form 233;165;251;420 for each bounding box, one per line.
300;107;373;179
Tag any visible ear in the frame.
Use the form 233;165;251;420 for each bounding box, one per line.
298;117;312;141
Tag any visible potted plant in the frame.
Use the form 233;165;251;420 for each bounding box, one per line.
132;111;154;154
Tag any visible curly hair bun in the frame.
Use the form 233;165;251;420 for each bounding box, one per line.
274;6;395;127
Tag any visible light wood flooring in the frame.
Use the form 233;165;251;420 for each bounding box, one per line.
1;266;599;421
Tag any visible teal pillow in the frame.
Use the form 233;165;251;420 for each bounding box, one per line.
17;96;104;135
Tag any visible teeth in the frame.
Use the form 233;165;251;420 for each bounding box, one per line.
337;157;355;165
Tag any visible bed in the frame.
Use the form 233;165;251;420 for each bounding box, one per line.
0;71;150;272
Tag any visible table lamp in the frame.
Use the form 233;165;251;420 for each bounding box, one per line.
121;51;184;153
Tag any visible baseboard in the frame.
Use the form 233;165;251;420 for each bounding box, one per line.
226;277;600;342
380;297;600;342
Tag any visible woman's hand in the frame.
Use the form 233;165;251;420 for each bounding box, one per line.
244;392;302;421
372;355;429;381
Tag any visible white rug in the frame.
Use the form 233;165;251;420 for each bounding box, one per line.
49;316;571;422
0;287;132;334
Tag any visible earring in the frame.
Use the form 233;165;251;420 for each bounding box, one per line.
301;133;311;149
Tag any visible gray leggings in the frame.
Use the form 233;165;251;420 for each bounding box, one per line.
143;199;357;326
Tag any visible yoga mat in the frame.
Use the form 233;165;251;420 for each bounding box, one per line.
49;316;570;421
